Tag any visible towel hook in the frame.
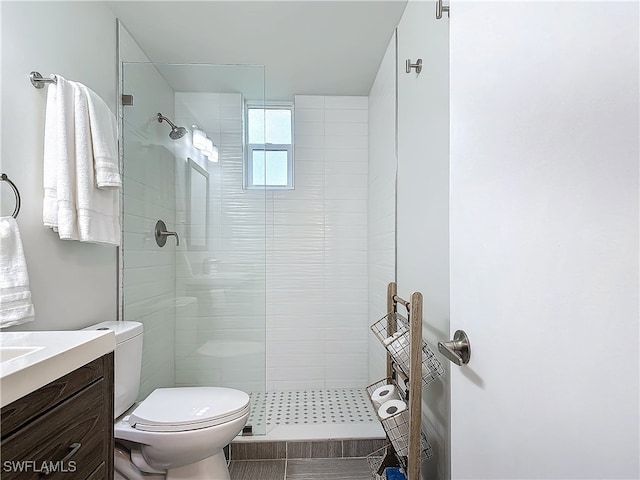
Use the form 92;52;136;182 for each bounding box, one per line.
1;173;21;218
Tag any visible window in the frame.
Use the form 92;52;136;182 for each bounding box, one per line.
245;102;294;189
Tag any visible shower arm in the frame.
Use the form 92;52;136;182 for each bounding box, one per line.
157;113;177;129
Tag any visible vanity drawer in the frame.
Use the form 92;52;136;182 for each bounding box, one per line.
1;379;108;480
86;462;106;480
1;356;105;437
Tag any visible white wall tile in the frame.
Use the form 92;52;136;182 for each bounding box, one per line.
295;95;325;109
325;122;369;136
262;95;370;390
295;108;325;122
295;121;325;136
325;134;369;149
325;109;368;123
367;33;397;384
324;96;368;110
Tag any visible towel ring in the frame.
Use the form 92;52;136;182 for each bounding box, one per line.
1;173;21;218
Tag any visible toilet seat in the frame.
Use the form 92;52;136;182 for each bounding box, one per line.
127;387;250;432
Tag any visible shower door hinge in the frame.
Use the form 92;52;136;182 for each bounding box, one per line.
436;0;450;19
122;94;134;106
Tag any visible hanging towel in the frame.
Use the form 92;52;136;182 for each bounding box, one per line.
0;217;35;328
42;76;120;245
71;82;120;245
77;84;121;188
43;74;77;237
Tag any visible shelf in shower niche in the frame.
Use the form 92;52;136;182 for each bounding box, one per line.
366;378;433;465
370;312;444;387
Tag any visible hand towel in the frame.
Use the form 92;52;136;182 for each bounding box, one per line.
0;217;35;328
71;82;120;245
77;84;121;188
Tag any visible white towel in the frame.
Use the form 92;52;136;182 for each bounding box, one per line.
0;217;35;328
77;84;121;188
42;76;120;245
71;82;120;245
43;74;77;236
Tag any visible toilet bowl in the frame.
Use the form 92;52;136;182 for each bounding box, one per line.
85;321;250;480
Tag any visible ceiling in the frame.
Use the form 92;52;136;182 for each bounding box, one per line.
106;1;407;100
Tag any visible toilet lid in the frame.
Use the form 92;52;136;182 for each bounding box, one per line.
128;387;250;432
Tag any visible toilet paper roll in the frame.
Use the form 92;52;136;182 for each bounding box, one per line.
378;399;407;420
371;384;400;408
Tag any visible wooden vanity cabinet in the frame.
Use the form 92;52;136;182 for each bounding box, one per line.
1;353;114;480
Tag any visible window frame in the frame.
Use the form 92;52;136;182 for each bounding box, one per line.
244;101;295;190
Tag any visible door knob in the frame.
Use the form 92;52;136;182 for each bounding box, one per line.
438;330;471;365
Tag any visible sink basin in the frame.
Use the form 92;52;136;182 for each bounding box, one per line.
1;330;115;408
0;346;43;363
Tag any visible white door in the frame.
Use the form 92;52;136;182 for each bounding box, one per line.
449;2;639;478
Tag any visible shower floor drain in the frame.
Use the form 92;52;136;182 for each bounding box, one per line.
247;388;377;428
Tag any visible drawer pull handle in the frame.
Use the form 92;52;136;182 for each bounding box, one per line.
40;442;81;477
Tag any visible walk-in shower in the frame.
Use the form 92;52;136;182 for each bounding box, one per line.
119;53;381;441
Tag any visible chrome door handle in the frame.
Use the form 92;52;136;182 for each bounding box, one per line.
438;330;471;365
155;220;180;247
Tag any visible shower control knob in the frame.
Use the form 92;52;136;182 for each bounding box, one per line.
155;220;180;247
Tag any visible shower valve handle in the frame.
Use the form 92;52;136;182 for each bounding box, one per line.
155;220;180;247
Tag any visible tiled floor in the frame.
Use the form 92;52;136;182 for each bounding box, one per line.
231;388;384;479
229;458;371;480
248;389;377;427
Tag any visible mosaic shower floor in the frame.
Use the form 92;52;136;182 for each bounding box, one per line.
248;388;378;427
237;388;384;441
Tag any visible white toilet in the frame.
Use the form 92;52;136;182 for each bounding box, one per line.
86;321;250;480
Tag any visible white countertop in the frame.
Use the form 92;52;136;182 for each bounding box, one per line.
0;330;115;408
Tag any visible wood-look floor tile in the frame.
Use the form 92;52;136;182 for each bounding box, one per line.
229;459;286;480
232;441;287;460
343;438;386;457
286;458;371;479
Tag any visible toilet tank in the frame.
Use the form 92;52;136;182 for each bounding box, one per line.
84;321;143;418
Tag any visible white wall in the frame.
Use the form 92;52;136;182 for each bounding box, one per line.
267;95;369;391
450;1;639;478
396;1;451;478
1;1;118;331
367;33;397;384
119;26;177;398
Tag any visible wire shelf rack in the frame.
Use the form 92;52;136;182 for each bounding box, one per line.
366;443;402;480
366;378;433;463
370;313;444;387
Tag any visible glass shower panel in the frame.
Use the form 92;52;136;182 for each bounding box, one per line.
121;62;267;435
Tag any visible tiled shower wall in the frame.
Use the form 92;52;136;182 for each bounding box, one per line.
367;34;397;383
169;93;368;392
266;95;369;391
173;92;266;394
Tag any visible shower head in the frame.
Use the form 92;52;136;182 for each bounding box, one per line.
157;113;188;140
